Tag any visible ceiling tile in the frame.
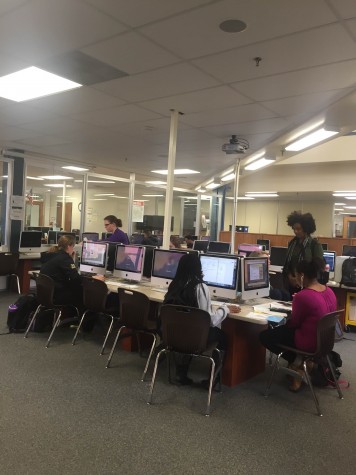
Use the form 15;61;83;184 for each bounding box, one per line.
0;102;60;126
193;24;356;83
17;135;74;147
202;118;292;138
0;52;27;76
94;63;219;102
0;126;45;141
81;31;179;74
328;0;356;19
84;0;210;27
140;0;337;59
0;0;28;16
231;60;356;101
181;103;276;128
0;0;126;63
345;18;356;36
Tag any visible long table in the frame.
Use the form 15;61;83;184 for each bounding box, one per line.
105;279;270;388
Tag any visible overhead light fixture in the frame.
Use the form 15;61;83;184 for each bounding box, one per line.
26;176;44;181
344;206;356;209
334;203;346;205
145;180;166;185
246;191;278;194
226;196;254;200
221;173;236;182
94;193;115;196
0;66;81;102
332;192;356;197
56;195;73;199
206;182;220;190
151;169;200;175
88;180;115;184
196;188;206;193
39;175;73;180
245;193;279;198
244;157;275;171
334;190;356;193
285;127;338;152
44;184;72;188
334;208;344;211
2;175;8;178
142;194;164;197
62;166;89;172
111;196;127;199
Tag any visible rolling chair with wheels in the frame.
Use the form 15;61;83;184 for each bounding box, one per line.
264;310;344;416
147;305;223;416
24;273;79;347
0;252;21;294
106;288;158;381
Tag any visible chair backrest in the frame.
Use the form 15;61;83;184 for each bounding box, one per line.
160;304;211;354
36;274;55;307
0;252;19;276
118;288;150;329
82;277;109;313
316;310;342;357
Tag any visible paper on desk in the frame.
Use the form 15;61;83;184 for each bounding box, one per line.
252;303;288;318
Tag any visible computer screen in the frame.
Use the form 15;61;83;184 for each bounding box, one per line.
113;245;145;281
47;230;57;244
200;254;239;300
240;257;269;300
238;243;264;257
101;232;113;240
257;239;270;251
323;251;336;279
207;241;231;254
193;240;209;252
342;245;356;257
82;232;99;242
19;231;42;253
321;243;328;250
80;242;108;275
200;236;210;241
151;249;190;288
269;246;288;272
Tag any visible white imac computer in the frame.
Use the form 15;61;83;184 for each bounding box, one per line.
240;257;270;300
323;251;336;280
19;231;43;253
80;242;108;275
113;245;145;282
200;254;239;300
151;249;190;288
82;232;99;242
207;241;231;254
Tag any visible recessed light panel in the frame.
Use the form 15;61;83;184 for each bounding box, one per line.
151;169;200;175
62;166;89;171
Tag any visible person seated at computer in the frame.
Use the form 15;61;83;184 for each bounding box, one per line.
283;211;324;297
184;234;195;249
142;229;159;246
40;235;104;309
163;253;240;386
169;235;181;249
101;215;129;244
259;257;336;392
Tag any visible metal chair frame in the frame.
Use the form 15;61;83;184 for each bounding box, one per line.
264;310;344;416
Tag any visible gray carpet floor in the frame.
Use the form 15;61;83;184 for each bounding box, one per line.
0;290;355;475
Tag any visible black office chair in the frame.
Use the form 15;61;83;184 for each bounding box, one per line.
264;310;344;416
106;288;158;381
72;277;118;355
0;252;20;294
24;274;79;347
147;305;222;416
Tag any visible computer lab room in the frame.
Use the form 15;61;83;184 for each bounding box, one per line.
1;1;356;474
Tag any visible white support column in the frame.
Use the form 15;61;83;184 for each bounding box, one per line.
163;109;179;249
80;174;88;233
195;194;201;237
127;172;135;236
62;181;66;230
230;158;241;254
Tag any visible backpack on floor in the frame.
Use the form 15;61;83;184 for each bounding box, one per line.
340;257;356;287
7;293;38;333
311;350;343;387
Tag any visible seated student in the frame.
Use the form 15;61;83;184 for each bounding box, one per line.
101;215;129;244
40;235;104;310
184;234;195;249
169;235;181;249
259;257;337;392
141;229;159;246
163;253;240;385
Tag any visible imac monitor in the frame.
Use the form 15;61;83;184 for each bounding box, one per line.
238;243;264;257
200;254;239;300
80;242;108;275
19;231;42;253
269;246;288;272
47;230;57;244
257;239;270;251
151;249;190;288
240;257;270;300
193;240;209;253
323;251;336;280
207;241;231;254
113;245;145;281
342;245;356;257
82;232;99;242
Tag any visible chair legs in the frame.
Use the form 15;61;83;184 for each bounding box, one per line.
147;348;167;405
45;309;62;348
24;305;42;338
99;315;114;356
72;310;89;345
141;334;157;382
12;274;21;294
302;360;322;417
326;354;344;400
264;352;283;397
106;326;126;368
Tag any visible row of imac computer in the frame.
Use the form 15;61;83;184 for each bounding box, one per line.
79;241;270;301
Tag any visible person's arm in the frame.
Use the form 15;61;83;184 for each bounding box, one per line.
59;255;82;283
287;292;305;329
312;240;324;260
196;283;229;327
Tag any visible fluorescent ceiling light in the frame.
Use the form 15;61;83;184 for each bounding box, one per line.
334;208;344;211
111;196;127;199
145;180;166;185
26;176;44;180
220;168;234;178
94;193;114;196
334;190;356;193
44;184;72;188
221;173;236;182
88;180;115;184
39;175;73;180
56;195;73;199
344;206;356;209
151;169;200;175
332;193;356;197
90;198;107;201
142;194;164;197
285;127;338;152
345;196;356;200
245;193;279;198
2;175;8;178
246;191;278;194
206;182;220;190
196;188;206;193
62;166;89;172
0;66;81;102
244;151;265;166
334;203;346;205
244;157;275;171
226;196;254;200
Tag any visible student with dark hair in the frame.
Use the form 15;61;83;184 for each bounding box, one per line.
102;215;129;244
163;253;240;385
260;257;337;391
283;211;324;295
142;229;159;246
184;234;195;249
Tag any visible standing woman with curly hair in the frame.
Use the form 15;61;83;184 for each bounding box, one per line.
283;211;324;296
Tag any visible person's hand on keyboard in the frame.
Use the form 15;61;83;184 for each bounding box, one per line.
227;304;240;314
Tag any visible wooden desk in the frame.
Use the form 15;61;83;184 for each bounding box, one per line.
106;279;269;388
17;254;41;293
